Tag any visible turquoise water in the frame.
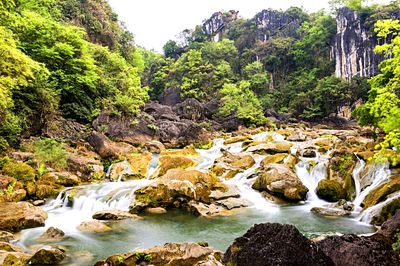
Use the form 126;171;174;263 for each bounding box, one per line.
18;206;374;265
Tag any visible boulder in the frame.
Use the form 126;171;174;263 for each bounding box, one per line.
246;141;292;154
224;223;334;266
210;184;240;200
287;132;307;141
87;131;134;159
328;150;357;200
92;209;140;220
311;207;351;217
160;87;181;106
363;175;400;208
78;221;112;233
0;189;26;203
158;156;197;176
173;98;205;121
0;242;24;252
29;246;66;265
316;234;400;266
130;169;224;214
316;179;345;202
42;116;88;142
261;153;287;166
10;152;33;162
0;202;47;232
210;151;255;179
252;164;308;201
67;154;104;182
39;227;65;242
379;209;400;242
95;242;223;266
144;141;165;153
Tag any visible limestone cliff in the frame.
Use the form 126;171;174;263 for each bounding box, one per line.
334;7;400;80
202;10;239;42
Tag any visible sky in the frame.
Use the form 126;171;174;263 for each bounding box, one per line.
108;0;391;52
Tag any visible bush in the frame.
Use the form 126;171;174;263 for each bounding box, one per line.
2;161;35;181
33;138;68;170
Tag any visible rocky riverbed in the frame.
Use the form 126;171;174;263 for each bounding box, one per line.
0;124;399;265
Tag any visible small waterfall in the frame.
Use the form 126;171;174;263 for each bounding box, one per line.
196;138;225;169
353;162;391;208
226;155;278;212
352;157;365;201
295;157;328;204
359;190;400;224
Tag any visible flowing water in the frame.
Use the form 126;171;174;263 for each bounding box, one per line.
16;132;399;265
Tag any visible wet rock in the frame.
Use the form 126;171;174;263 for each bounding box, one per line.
224;135;250;145
261;153;287;166
160;146;199;156
311;207;351;217
316;233;400;266
284;154;299;169
252;163;308;201
44;172;80;187
210;151;255;179
96;242;223;266
158;156;197;176
131;169;225;214
224;223;334;266
78;221;112;233
93;209;140;220
328;150;357;200
210;184;240;200
29;246;66;265
246;141;292;154
127;152;153;179
363;175;400;208
301;147;317;158
0;242;24;252
316;179;345;202
32;200;45;206
0;231;14;242
0;251;31;265
144;207;167;214
144;140;165;153
216;197;251;210
0;202;47;232
39;227;65;242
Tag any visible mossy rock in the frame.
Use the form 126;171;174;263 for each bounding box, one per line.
36;185;56;199
0;189;26;203
158;156;197;176
224;135;250;145
261;154;287;166
160;146;199;157
371;197;400;226
284;155;299;169
2;161;35;181
194;140;214;150
363;175;400;209
127;152;152;178
230;155;255;169
328;150;357;200
224;170;240;180
316;179;345;202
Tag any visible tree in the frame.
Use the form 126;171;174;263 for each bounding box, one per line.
163;40;182;59
354;19;400;165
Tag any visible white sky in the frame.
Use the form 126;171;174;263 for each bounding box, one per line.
108;0;392;52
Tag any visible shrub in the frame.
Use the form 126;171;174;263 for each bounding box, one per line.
2;161;35;181
33;138;68;170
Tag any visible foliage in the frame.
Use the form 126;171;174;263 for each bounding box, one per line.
354;19;400;165
2;161;35;181
32;138;68;170
394;232;400;254
219;81;267;126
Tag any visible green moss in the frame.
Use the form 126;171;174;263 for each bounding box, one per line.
363;176;400;208
135;252;152;263
316;179;345;202
332;154;354;177
2;161;35;181
393;233;400;254
371;198;400;225
194;140;213;150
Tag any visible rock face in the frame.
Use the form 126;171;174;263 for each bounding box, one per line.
202;11;239;42
224;223;334;266
0;202;47;232
333;7;400;80
252;163;308;201
254;9;301;41
95;242;224;266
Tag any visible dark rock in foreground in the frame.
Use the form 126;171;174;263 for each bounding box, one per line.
316;233;399;266
224;223;334;266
